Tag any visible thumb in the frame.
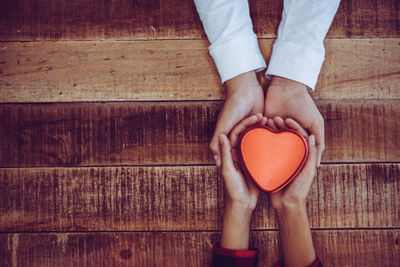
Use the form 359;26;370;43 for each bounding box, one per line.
303;135;318;176
293;135;318;192
218;134;235;174
210;103;244;167
309;119;325;167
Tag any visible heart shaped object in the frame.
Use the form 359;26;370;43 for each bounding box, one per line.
238;125;308;193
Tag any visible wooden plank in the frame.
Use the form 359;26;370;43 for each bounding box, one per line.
0;164;399;231
0;235;12;267
0;0;399;40
0;100;399;167
0;230;399;266
1;39;399;102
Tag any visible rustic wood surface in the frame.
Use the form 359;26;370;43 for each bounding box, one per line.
0;230;399;267
0;0;399;265
1;39;399;102
0;164;399;232
0;0;399;40
0;100;399;167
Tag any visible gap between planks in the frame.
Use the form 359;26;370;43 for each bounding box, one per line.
1;228;400;234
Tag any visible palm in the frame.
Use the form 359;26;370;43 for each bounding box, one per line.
219;114;267;210
264;116;318;210
265;80;324;165
265;85;321;133
228;144;259;209
216;85;264;142
225;169;259;210
210;75;264;167
270;171;308;209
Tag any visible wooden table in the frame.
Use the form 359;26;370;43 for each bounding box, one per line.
0;0;399;266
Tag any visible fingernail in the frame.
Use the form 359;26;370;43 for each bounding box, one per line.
309;135;315;146
214;155;221;167
219;135;224;145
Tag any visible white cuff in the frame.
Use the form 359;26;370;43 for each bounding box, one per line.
266;41;325;91
209;33;266;84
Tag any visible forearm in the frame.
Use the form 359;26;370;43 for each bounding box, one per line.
220;202;253;250
194;0;265;83
266;0;340;89
275;204;316;267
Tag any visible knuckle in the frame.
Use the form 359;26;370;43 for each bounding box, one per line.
209;141;218;154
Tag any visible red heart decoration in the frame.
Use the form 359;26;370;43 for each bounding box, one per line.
238;125;309;193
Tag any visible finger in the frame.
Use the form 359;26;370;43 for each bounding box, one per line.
285;118;308;138
210;103;252;167
309;119;325;167
260;116;268;126
219;134;236;179
299;135;318;185
209;139;221;167
267;118;278;130
229;113;263;147
273;116;288;130
316;123;325;167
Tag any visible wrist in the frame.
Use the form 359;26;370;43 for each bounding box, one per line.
225;201;254;219
269;76;308;96
221;201;253;250
225;71;263;97
274;202;307;217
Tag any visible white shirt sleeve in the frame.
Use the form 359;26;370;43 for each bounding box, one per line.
194;0;340;89
266;0;341;90
194;0;266;83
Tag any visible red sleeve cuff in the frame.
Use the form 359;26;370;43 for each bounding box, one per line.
212;244;258;258
310;256;323;267
211;243;258;267
275;255;323;267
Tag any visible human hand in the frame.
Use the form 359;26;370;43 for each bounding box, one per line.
219;113;267;211
266;116;318;266
218;113;266;250
211;71;264;167
264;76;324;166
265;116;318;210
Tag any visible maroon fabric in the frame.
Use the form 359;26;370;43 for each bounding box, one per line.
211;244;323;267
211;244;258;267
274;255;323;267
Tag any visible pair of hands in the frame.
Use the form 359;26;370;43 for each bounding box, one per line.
218;113;318;213
214;72;321;263
219;114;318;266
211;71;324;168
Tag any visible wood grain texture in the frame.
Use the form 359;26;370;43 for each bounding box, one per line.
0;0;399;40
0;230;399;267
1;39;399;102
0;100;399;167
0;164;399;231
